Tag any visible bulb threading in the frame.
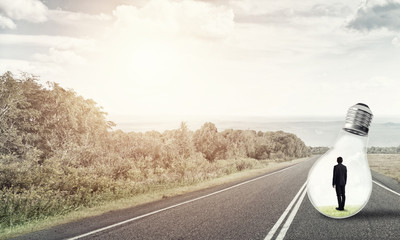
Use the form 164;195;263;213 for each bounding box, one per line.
343;103;373;136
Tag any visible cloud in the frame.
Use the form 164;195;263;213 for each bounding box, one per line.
32;48;87;65
0;15;16;29
38;9;114;36
48;9;112;25
0;34;94;50
112;0;234;40
392;34;400;46
301;4;353;17
0;34;92;67
0;0;48;23
0;58;64;79
235;3;352;25
347;0;400;31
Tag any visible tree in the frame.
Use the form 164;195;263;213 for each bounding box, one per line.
193;122;226;161
0;72;113;164
0;72;40;160
172;122;194;158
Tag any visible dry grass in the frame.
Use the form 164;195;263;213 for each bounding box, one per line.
368;154;400;182
1;157;310;239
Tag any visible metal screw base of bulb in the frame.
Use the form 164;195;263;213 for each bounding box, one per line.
343;103;373;136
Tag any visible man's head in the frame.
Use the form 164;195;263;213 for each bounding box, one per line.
337;157;343;163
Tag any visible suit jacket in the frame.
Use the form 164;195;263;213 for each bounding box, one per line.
333;163;347;186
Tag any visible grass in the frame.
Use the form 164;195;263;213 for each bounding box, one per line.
368;154;400;182
317;205;362;218
0;157;310;239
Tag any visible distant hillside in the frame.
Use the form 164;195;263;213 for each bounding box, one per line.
111;116;400;147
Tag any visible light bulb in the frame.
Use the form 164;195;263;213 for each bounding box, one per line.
307;103;373;219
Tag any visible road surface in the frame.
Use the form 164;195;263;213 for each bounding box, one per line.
13;156;400;240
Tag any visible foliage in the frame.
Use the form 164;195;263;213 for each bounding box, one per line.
0;72;311;229
0;72;39;160
193;122;226;161
310;146;400;155
310;146;329;155
367;146;400;154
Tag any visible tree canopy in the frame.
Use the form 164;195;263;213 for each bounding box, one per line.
0;71;311;228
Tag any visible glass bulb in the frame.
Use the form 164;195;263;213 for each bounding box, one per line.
307;103;373;219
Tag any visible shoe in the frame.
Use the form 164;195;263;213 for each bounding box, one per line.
336;207;340;210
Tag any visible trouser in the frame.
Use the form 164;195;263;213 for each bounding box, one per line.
335;185;346;209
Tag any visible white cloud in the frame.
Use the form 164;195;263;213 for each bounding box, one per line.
0;58;64;79
0;14;16;29
0;0;48;22
392;35;400;47
3;0;400;118
0;34;94;50
70;0;236;115
347;0;400;31
235;3;352;25
0;34;91;73
33;48;87;65
48;9;112;25
112;0;234;40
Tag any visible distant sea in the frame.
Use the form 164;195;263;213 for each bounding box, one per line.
109;115;400;147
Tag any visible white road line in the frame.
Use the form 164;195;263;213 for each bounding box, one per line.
264;181;307;240
262;179;399;240
373;180;400;197
276;185;307;240
66;163;303;240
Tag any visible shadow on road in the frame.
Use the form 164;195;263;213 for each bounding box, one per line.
353;209;400;220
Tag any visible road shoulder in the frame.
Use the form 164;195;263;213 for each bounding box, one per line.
8;157;311;240
372;170;400;195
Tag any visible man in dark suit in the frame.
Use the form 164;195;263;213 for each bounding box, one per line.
333;156;347;211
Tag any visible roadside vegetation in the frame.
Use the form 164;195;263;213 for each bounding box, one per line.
368;154;400;182
310;146;400;155
367;146;400;154
309;146;329;155
0;72;311;231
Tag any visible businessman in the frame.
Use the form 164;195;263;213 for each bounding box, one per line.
333;156;347;211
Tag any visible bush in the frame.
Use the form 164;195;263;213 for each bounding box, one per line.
0;72;311;228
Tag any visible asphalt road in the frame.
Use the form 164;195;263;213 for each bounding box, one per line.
14;156;400;240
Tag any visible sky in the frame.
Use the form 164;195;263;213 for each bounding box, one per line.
1;0;400;119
